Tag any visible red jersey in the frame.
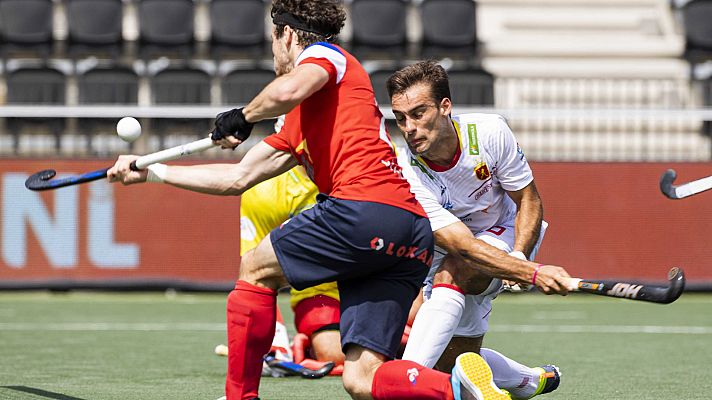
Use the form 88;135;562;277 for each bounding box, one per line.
263;42;425;217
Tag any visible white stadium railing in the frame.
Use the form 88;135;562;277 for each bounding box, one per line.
1;106;712;162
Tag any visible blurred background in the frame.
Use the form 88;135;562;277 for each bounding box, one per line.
1;0;711;291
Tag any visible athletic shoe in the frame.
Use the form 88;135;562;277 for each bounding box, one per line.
451;352;511;400
532;365;561;396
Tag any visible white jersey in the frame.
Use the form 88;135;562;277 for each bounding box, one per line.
399;113;533;234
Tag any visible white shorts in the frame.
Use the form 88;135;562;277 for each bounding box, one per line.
423;220;548;337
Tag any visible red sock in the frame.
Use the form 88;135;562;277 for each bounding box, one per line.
225;280;277;400
372;360;454;400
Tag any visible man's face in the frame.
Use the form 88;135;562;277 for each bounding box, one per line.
271;28;293;76
391;83;451;157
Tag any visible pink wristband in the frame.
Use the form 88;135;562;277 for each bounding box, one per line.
531;264;544;285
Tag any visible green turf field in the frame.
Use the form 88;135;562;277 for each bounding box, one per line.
1;291;710;400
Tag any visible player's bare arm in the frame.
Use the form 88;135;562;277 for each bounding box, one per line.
506;181;544;256
107;141;297;195
244;64;330;123
434;221;571;294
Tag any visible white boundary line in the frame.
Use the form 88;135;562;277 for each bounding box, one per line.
0;322;710;334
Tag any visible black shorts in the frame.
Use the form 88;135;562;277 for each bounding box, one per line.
270;194;433;358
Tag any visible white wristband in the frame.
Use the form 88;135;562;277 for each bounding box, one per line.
509;250;527;261
146;163;167;183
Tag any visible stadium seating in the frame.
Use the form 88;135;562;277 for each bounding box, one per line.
221;66;275;105
0;0;54;58
0;0;708;161
77;64;140;155
5;63;67;154
681;0;712;64
447;68;494;106
209;0;267;60
138;0;196;59
348;0;409;60
368;68;399;106
66;0;124;59
150;63;213;148
419;0;479;62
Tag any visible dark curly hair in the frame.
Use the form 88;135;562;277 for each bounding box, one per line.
387;60;452;105
272;0;346;45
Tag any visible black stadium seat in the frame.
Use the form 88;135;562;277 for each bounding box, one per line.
682;0;712;66
5;65;67;152
78;67;139;105
368;68;398;106
682;0;712;61
703;77;712;136
66;0;124;58
221;67;275;105
419;0;479;61
349;0;409;60
78;66;140;149
138;0;195;59
210;0;267;60
447;68;495;106
150;66;213;144
0;0;54;58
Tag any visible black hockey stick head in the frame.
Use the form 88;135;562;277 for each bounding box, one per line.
659;169;678;199
263;354;334;379
24;169;58;191
662;267;685;304
24;167;109;191
629;267;685;304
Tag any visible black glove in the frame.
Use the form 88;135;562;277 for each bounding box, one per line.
211;107;254;141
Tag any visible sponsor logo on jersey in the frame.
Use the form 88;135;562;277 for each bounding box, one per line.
473;182;493;201
467;124;480;155
474;162;491;180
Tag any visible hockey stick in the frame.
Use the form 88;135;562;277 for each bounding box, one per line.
659;169;712;200
263;353;335;379
568;267;685;304
25;138;215;191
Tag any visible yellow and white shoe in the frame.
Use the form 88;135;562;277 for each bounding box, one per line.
451;352;511;400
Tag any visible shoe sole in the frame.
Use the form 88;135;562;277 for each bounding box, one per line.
452;353;510;400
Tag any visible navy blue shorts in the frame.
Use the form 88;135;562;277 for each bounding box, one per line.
270;194;433;358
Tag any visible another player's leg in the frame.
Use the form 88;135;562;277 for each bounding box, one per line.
292;289;345;375
226;236;288;400
369;349;510;400
479;348;561;399
403;254;493;368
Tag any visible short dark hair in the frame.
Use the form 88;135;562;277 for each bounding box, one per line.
387;60;451;105
272;0;346;46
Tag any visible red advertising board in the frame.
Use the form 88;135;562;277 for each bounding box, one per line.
1;160;241;289
1;160;711;288
534;162;712;287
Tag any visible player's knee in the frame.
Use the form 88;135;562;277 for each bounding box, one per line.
341;366;373;399
238;250;287;289
341;346;383;399
311;330;345;364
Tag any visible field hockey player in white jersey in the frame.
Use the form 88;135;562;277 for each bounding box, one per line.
388;60;572;399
